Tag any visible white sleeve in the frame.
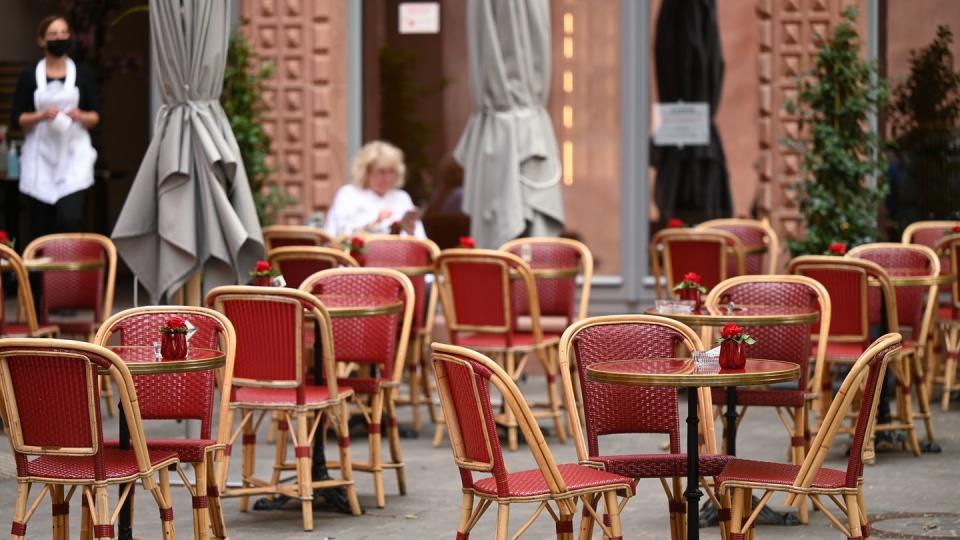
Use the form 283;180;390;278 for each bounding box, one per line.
324;186;353;237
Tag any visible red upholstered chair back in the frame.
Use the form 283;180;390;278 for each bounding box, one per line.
431;343;567;497
263;225;341;250
267;246;358;289
568;320;689;457
848;243;938;341
903;221;957;295
936;234;960;315
23;234;116;327
793;334;900;491
0;339;151;482
501;238;593;325
650;229;745;299
95;307;234;439
299;268;414;386
435;249;545;346
699;218;779;275
0;245;40;334
362;235;439;332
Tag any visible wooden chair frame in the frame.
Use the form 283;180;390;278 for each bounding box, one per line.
698;217;779;274
499;237;595;322
0;244;59;339
262;224;342;251
558;314;722;540
933;233;960;410
0;338;177;540
432;342;634;540
95;305;237;540
719;334;901;540
650;229;746;299
206;286;361;531
266;246;358;286
299;267;415;508
362;234;442;434
901;220;960;245
433;248;566;451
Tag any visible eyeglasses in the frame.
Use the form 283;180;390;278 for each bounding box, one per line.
369;167;398;177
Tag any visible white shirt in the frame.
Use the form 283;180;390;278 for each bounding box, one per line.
324;184;426;238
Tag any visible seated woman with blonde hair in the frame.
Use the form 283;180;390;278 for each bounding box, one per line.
325;140;425;238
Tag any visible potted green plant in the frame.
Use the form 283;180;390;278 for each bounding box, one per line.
786;8;888;257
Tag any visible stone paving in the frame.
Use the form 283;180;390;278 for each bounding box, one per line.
0;377;957;539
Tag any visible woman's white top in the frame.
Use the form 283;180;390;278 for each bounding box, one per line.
19;58;97;204
325;184;426;238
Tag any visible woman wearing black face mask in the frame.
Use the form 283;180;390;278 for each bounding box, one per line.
10;14;99;240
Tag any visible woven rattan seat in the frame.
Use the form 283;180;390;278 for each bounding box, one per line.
24;448;178;481
473;463;637;499
592;453;728;480
232;385;353;407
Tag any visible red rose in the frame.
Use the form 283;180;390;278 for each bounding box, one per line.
682;272;701;284
166;316;186;329
255;260;271;272
720;323;744;340
350;236;365;249
0;230;8;243
459;236;476;248
828;241;847;255
952;225;960;233
667;218;685;228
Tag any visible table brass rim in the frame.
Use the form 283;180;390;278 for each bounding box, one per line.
105;346;225;375
1;259;105;272
509;267;580;279
645;307;819;327
392;266;432;277
586;359;799;388
326;303;404;318
869;273;955;287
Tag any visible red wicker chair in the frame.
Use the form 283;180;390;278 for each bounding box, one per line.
266;246;358;289
206;286;361;531
299;267;415;508
0;244;59;339
0;338;178;540
902;220;955;292
22;233;117;341
650;228;746;300
434;248;567;451
263;224;342;250
558;315;728;540
699;218;779;275
432;342;636;540
847;243;939;449
934;233;960;410
95;306;237;539
362;234;441;434
718;334;901;540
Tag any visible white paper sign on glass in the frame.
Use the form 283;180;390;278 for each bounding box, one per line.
652;102;710;147
399;2;440;34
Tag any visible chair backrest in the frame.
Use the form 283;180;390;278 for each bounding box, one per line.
361;235;440;333
299;268;414;385
23;233;117;325
94;306;237;442
431;342;569;497
847;243;939;344
935;233;960;315
0;339;154;482
788;256;899;348
557;315;702;462
267;246;359;289
789;334;901;494
699;218;779;275
434;248;545;346
902;220;957;295
207;286;340;403
0;244;40;335
706;275;831;396
500;237;594;324
650;229;745;299
263;225;342;251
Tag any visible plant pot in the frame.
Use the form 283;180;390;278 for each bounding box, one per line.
719;341;747;370
254;276;273;287
160;332;187;360
678;288;702;311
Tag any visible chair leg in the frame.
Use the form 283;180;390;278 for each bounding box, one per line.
845;492;863;539
421;343;439;424
239;410;256;512
293;410;314;531
895;357;922;456
496;503;510;540
457;492;475;539
544;346;568;444
857;488;871;539
369;391;386;508
80;491;93;540
604;490;623;540
385;392;407;496
791;407;809;524
51;483;67;540
910;350;936;442
671;477;685;540
192;460;211;540
504;350;519;451
270;417;290;496
578;493;599;540
335;402;362;515
944;351;958;411
433;417;447;447
206;453;227;539
94;485;113;540
557;507;575;540
10;482;29;540
408;338;424;434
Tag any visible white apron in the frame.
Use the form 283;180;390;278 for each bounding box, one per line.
19;58;97;205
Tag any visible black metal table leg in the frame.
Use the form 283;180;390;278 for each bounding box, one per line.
686;388;702;540
725;386;738;456
117;403;134;540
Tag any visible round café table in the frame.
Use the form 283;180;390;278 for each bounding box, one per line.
587;358;799;540
105;346;225;540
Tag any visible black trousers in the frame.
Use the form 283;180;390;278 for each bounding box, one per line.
23;189;88;245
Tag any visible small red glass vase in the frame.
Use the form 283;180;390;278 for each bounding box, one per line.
160;332;187;360
678;288;702;311
254;276;273;287
718;341;746;370
351;252;366;266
